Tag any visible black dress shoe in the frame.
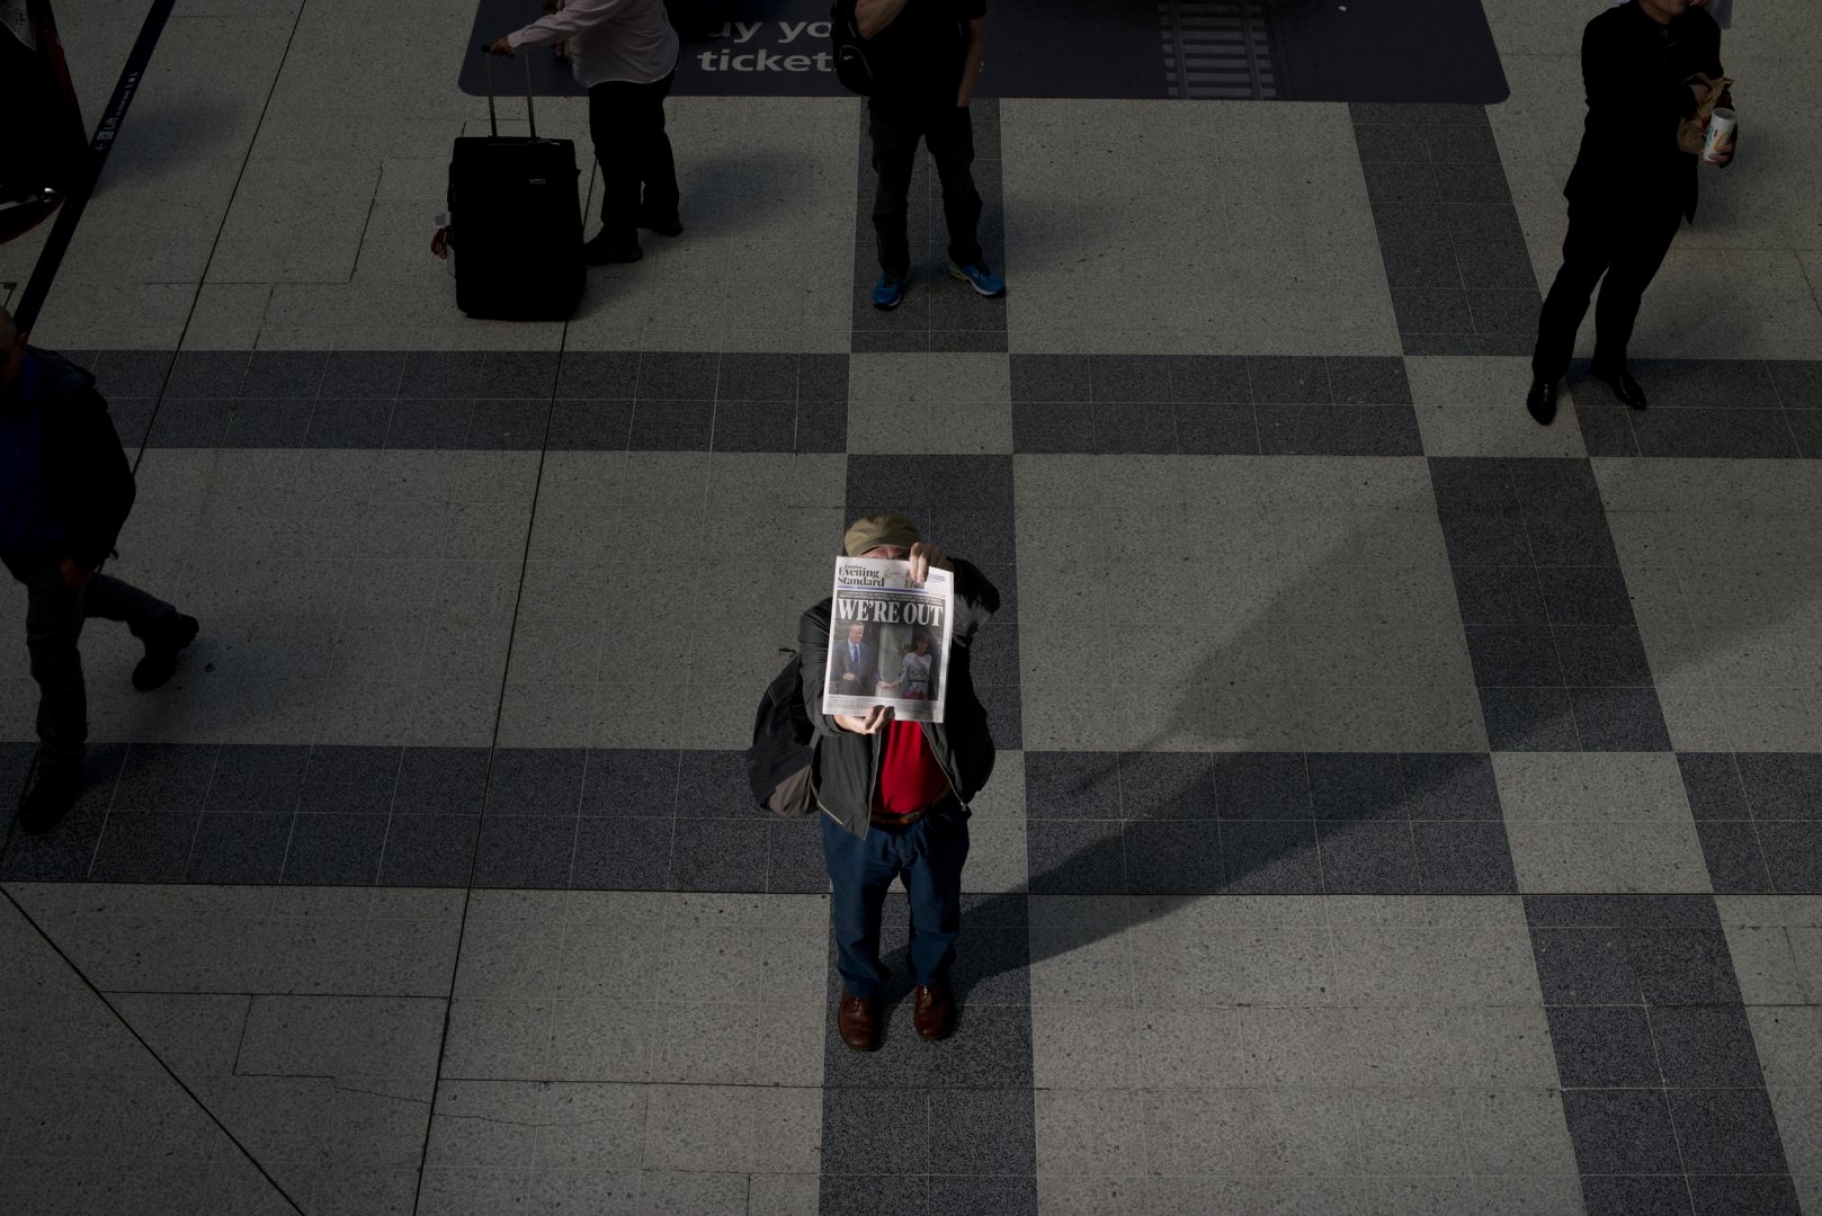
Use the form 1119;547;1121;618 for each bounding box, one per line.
1592;362;1648;410
583;234;643;265
18;755;82;835
1526;377;1559;426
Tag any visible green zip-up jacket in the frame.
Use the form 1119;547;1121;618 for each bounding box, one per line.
797;557;999;838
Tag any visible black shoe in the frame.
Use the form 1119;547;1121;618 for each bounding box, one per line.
18;755;81;835
1592;361;1647;410
638;213;683;237
1526;377;1559;426
133;614;199;692
584;234;643;265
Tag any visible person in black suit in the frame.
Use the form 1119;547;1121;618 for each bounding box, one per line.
830;622;878;696
1527;0;1732;425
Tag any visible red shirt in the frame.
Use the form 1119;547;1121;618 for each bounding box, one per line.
871;720;952;815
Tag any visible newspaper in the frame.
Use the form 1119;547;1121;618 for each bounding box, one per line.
822;556;955;724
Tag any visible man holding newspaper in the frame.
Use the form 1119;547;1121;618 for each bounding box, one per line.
799;512;1000;1052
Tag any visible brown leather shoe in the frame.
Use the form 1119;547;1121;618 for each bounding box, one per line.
837;989;879;1052
913;984;954;1041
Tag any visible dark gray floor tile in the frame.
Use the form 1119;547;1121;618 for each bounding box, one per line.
486;749;585;816
1677;754;1748;820
281;813;386;885
795;397;848;453
1124;820;1224;893
1466;625;1562;686
674;751;755;818
1318;820;1419;893
851;330;931;355
1026;819;1124;894
467;400;548;449
240;350;326;398
1524;512;1621;568
711;400;795;452
817;1176;928;1216
399;350;483;398
0;807;108;879
1391;287;1474;335
166;350;249;397
1465;288;1540;337
470;815;576;888
220;400;313;448
1401;331;1534;357
301;745;402;814
715;352;796;401
90;349;174;398
1361;159;1439;204
1632;409;1800;459
1167;354;1250;403
1736;753;1822;821
926;1175;1037;1216
1011;400;1094;453
946;924;1030;1006
108;399;156;449
1578;404;1642;456
1667;1088;1790;1176
1626;928;1743;1006
927;1089;1036;1177
206;744;308;812
1562;1089;1684;1175
1430;161;1511;203
1455;240;1540;291
379;815;478;886
1256;403;1423;455
1413;821;1518;893
147;399;234;446
1425;122;1502;162
1400;752;1502;819
1326;356;1412;405
185;812;291;884
1683;1174;1801;1215
1091;400;1176;454
1767;359;1822;409
1570;686;1672;752
1453;565;1547;626
320;350;405;398
393;747;490;815
1220;820;1322;893
1529;927;1641;1005
1759;821;1822;891
1628;360;1779;409
1441;201;1527;243
386;399;474;449
570;816;672;889
477;351;558;398
628;398;713;450
555;351;638;400
1528;895;1720;930
1788;410;1822;459
767;818;826;893
1213;753;1310;819
113;743;219;811
968;625;1021;688
546;399;632;450
305;399;393;447
1579;1174;1693;1216
1650;1006;1765;1087
1351;122;1410;162
981;685;1022;751
1023;752;1121;820
580;748;679;817
1307;753;1403;821
1439;512;1535;566
797;353;849;402
1005;353;1085;406
1429;455;1520;509
1554;626;1654;686
636;352;719;399
1548;1006;1660;1088
1246;356;1331;404
1694;821;1773;893
819;1090;930;1173
87;812;198;882
1381;240;1462;290
1088;354;1170;402
1117;752;1214;820
1173;402;1257;454
1538;567;1635;628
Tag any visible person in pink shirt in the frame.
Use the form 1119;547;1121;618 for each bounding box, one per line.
489;0;683;264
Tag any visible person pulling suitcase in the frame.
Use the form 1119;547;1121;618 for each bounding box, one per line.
490;0;684;266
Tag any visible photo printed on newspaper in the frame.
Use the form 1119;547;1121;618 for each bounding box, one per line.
822;556;955;724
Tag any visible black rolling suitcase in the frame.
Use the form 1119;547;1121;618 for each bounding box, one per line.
447;50;584;321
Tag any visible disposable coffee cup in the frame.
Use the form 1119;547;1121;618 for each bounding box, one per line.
1703;107;1737;163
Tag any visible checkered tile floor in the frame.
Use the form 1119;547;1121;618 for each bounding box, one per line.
3;1;1822;1214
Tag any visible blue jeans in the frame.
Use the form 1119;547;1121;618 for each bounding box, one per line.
822;808;970;999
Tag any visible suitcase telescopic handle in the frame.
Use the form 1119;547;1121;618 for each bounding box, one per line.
478;42;538;140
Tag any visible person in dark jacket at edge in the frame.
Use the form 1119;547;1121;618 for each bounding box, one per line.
799;512;998;1051
0;306;198;832
1527;0;1732;425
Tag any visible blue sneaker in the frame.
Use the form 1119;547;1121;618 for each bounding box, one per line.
872;272;905;310
948;260;1006;297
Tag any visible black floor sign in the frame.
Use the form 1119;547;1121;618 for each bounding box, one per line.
461;0;1507;103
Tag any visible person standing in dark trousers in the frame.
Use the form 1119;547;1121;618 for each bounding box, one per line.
1527;0;1731;424
800;513;998;1051
856;0;1007;309
0;307;198;832
491;0;682;265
